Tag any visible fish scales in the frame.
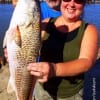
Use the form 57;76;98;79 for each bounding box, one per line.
3;0;41;100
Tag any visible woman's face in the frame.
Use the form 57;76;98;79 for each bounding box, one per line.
60;0;84;21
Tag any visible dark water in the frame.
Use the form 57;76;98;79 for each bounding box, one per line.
83;4;100;46
0;4;14;56
0;4;100;56
84;4;100;32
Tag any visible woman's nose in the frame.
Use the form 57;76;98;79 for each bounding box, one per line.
68;0;76;7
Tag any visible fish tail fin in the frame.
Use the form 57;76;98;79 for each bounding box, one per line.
7;78;15;93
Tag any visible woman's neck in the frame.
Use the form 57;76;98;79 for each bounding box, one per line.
54;16;82;32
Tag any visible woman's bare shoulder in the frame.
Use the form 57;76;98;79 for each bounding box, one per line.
85;24;99;39
86;24;98;32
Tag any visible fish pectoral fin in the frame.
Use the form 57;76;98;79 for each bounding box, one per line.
15;25;22;47
7;79;15;93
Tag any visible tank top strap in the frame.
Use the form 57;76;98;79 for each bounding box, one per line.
77;20;88;40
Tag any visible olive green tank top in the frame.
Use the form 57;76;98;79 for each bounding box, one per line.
40;18;88;98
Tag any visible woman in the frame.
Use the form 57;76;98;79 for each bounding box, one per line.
13;0;98;100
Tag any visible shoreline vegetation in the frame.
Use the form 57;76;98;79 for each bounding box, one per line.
0;0;100;4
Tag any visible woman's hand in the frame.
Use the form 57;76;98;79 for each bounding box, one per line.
27;62;56;83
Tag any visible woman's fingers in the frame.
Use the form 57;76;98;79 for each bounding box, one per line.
27;62;49;83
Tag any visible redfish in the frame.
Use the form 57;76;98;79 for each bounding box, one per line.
3;0;41;100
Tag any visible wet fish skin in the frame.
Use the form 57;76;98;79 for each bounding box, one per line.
3;0;41;100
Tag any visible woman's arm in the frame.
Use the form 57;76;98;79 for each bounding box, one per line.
55;24;98;76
